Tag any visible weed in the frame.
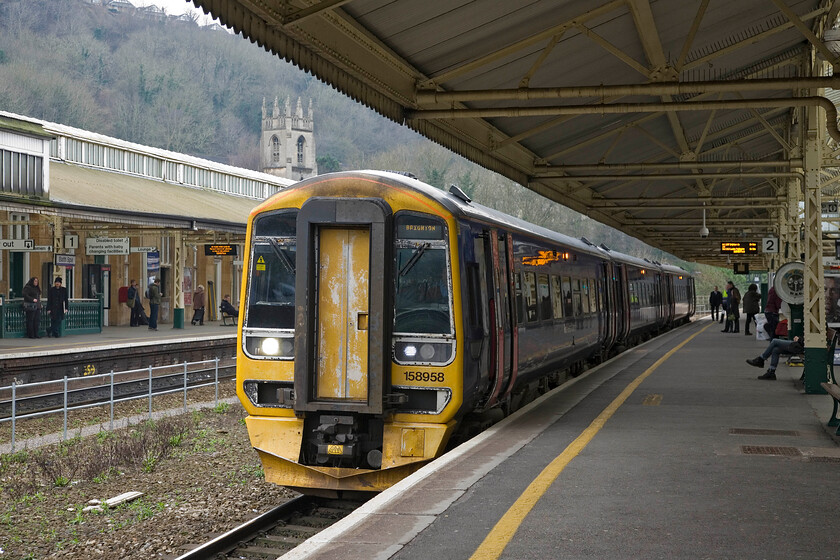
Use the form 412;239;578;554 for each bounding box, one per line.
168;433;184;447
95;430;114;444
53;475;70;487
142;455;157;473
213;402;230;414
69;505;84;525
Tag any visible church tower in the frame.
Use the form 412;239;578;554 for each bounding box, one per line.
260;96;317;181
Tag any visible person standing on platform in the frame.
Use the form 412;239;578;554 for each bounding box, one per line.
723;280;741;333
720;286;729;325
127;279;142;327
46;277;68;338
764;285;782;340
22;277;41;339
191;284;206;326
709;286;723;321
742;283;761;336
148;277;161;331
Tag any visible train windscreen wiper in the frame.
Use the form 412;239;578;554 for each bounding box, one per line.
399;243;430;277
268;238;295;274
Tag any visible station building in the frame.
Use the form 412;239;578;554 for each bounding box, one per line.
0;111;295;333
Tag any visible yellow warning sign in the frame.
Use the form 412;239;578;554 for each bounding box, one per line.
256;255;265;271
327;445;343;455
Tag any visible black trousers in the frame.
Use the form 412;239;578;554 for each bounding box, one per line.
191;308;205;325
25;309;40;338
710;304;720;320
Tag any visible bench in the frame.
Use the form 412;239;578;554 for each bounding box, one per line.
820;331;840;435
221;311;237;326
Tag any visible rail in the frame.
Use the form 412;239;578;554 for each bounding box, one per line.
0;298;103;338
1;357;230;452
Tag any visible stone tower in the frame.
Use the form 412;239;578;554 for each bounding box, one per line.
260;96;317;180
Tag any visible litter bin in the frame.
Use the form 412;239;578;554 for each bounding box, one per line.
173;307;184;329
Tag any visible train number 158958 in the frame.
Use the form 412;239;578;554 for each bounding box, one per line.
402;371;445;383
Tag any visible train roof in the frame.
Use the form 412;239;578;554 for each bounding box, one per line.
288;170;692;275
349;170;605;258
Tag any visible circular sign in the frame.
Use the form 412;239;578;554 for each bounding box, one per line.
774;262;805;305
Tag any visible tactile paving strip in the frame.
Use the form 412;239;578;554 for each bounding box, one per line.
741;445;801;456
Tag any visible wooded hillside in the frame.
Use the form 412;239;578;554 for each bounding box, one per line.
0;0;737;296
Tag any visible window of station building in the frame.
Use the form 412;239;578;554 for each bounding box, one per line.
160;236;171;266
562;276;573;317
522;271;538;322
537;273;552;320
550;275;564;319
1;150;43;196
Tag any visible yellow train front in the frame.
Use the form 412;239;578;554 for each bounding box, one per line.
237;171;469;494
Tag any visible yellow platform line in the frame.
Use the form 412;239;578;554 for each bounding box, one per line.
470;322;713;560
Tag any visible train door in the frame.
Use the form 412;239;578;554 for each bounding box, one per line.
316;228;370;401
484;230;515;406
293;198;390;416
601;262;616;353
614;263;630;343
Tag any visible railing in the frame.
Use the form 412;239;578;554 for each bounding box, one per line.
0;298;102;338
1;358;225;452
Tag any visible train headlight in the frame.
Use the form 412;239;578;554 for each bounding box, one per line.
243;333;294;359
394;340;453;365
261;337;280;355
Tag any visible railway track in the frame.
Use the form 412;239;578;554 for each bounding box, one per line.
173;495;368;559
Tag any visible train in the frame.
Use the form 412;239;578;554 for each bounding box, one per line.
235;170;694;495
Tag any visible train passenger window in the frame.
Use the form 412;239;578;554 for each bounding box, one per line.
572;278;583;317
523;272;538;322
537;274;551;321
588;277;597;313
581;279;590;314
550;276;564;319
515;273;524;324
562;276;573;317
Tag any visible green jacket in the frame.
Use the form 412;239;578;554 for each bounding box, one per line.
149;283;162;305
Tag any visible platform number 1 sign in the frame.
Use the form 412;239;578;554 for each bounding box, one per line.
762;237;778;254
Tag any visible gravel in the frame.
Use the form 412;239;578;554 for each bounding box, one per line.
0;383;298;559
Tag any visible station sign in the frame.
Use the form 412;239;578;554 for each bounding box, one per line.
86;237;129;255
32;245;53;252
734;263;749;275
131;246;156;253
55;254;76;267
762;237;778;254
0;239;34;250
822;200;839;214
205;244;238;256
720;241;758;254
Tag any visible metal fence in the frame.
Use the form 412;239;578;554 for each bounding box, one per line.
1;357;225;452
0;298;103;338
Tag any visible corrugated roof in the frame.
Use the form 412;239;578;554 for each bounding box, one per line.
48;162;259;230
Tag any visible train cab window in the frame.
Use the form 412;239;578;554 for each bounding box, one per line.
393;214;452;335
550;275;564;319
562;276;573;317
245;212;297;330
522;272;538;322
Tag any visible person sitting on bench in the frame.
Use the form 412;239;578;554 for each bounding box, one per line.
220;294;238;319
745;335;803;380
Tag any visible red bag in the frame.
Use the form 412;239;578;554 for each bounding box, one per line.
775;319;788;337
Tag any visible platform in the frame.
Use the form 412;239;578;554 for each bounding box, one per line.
282;317;840;560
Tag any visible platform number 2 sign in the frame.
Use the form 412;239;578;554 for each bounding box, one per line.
762;237;778;254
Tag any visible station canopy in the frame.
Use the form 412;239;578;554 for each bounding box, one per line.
194;0;840;266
